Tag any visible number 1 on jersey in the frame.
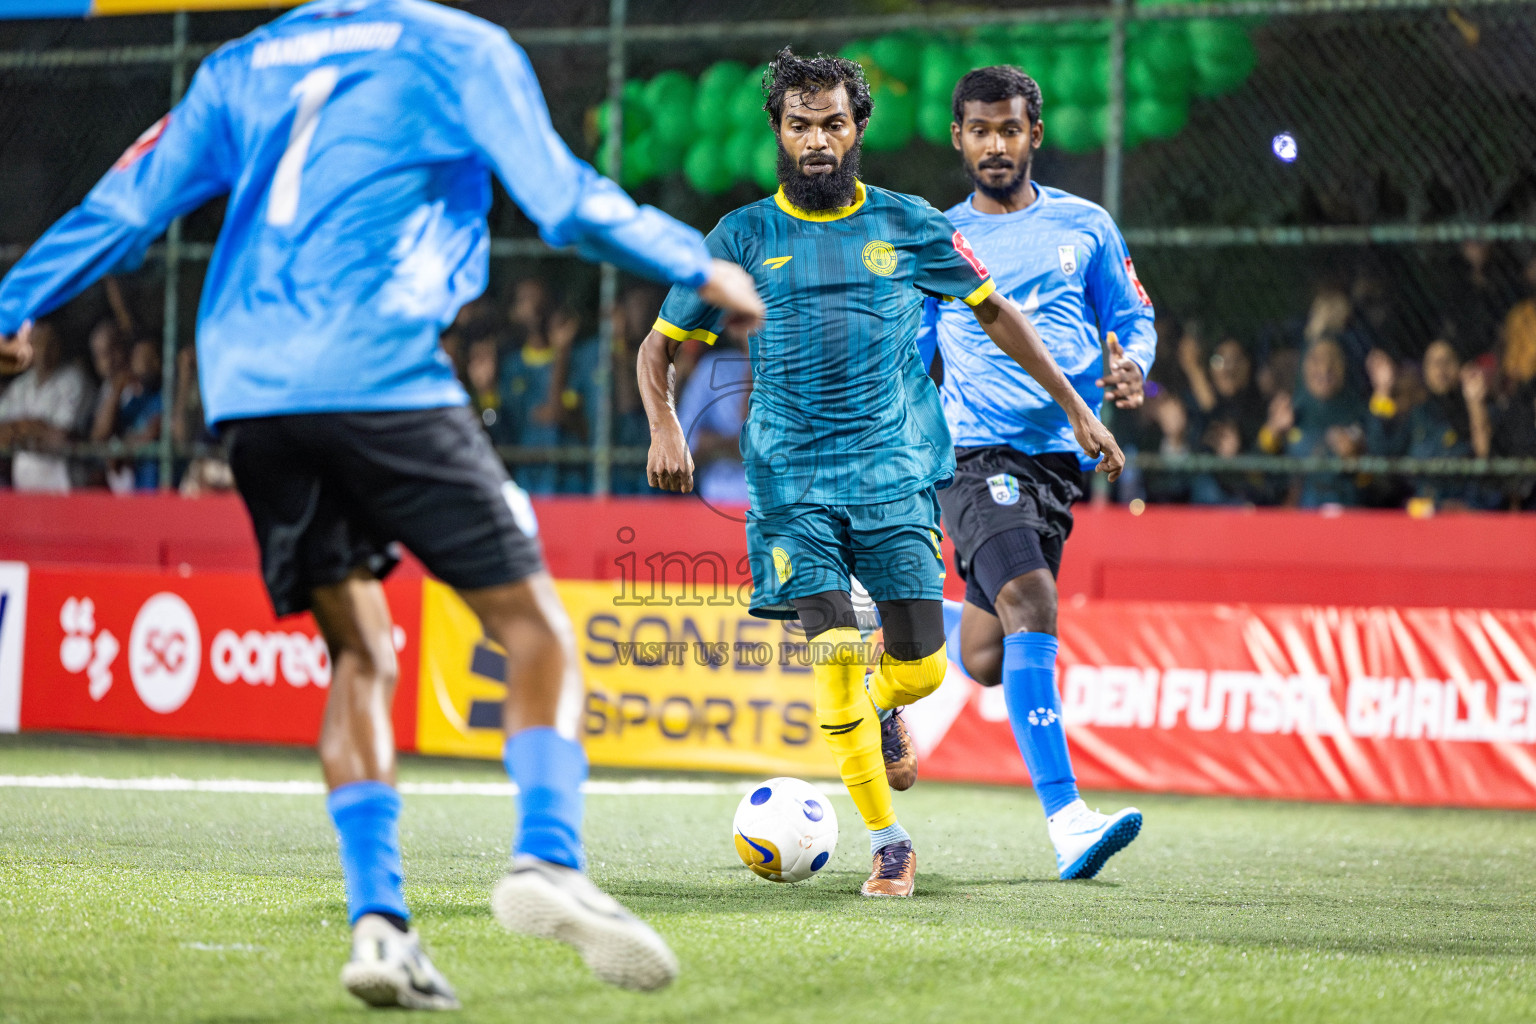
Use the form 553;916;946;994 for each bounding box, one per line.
267;66;339;227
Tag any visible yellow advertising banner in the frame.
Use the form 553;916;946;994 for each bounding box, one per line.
416;579;838;777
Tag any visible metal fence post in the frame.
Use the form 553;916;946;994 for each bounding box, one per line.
1094;0;1129;502
157;10;188;491
591;0;628;496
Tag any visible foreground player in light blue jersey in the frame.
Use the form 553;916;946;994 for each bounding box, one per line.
0;0;764;1007
918;66;1153;880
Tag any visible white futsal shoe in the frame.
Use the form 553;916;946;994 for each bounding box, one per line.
1048;799;1144;880
492;855;679;992
341;913;460;1010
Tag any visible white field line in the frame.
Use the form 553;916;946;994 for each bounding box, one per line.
0;774;757;797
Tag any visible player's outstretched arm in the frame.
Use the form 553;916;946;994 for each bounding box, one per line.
637;329;694;493
0;64;231;341
970;292;1125;481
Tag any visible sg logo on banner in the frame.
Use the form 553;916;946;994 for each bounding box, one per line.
416;580;838;777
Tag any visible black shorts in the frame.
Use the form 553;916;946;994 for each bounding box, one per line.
226;406;544;617
936;446;1085;607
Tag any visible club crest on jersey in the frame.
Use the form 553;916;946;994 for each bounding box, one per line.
987;473;1020;506
113;115;170;172
1058;244;1078;275
952;231;988;278
862;240;897;277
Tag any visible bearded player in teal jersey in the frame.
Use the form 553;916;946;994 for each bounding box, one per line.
918;66;1155;880
640;49;1123;899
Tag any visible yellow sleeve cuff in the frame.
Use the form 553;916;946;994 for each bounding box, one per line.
962;278;997;307
653;317;718;345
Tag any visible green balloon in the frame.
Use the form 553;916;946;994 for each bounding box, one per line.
1045;104;1105;153
839;37;878;67
1127;95;1189;143
962;41;1011;73
730;69;768;129
1054;43;1108;105
864;85;916;152
919;40;966;96
648;120;688;175
917;90;954;145
619;134;656;189
1189;21;1257;97
650;101;694;148
698;60;748;98
1008;44;1051;84
870;33;924;81
1127;51;1192;102
643;70;694;112
724;129;762;184
683;139;731;194
751;132;780;193
596;93;649;144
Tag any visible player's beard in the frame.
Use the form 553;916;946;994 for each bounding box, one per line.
966;148;1032;204
776;137;863;211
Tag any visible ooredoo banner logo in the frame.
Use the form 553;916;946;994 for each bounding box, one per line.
127;593;202;714
20;566;421;746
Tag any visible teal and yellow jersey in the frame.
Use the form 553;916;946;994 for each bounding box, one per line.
655;180;995;510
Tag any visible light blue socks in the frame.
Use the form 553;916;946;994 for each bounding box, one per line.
1001;632;1080;817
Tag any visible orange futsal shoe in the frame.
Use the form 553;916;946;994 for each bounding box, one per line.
860;840;916;898
881;709;918;791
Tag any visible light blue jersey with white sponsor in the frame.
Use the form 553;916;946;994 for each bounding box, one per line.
918;183;1156;467
0;0;711;425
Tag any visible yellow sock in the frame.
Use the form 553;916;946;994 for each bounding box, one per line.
810;626;895;831
867;645;948;711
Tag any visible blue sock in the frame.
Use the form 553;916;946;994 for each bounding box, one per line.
1001;632;1080;817
327;781;408;925
868;821;911;854
504;727;587;870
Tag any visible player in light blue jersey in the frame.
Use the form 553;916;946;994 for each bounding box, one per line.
918;66;1153;880
0;0;764;1007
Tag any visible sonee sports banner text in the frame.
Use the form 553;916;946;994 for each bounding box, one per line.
415;580;837;776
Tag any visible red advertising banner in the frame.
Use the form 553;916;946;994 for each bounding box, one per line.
914;601;1536;809
19;567;421;749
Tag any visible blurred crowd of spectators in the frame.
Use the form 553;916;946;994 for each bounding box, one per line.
441;278;749;501
1121;243;1536;510
0;278;229;495
2;248;1533;510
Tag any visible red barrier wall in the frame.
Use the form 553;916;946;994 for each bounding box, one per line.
1;493;1533;609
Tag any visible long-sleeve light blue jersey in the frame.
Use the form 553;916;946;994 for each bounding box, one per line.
918;183;1156;466
0;0;712;426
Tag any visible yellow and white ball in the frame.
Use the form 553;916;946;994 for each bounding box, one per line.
731;777;839;883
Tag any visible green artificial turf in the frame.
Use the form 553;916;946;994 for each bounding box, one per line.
1;734;1534;1023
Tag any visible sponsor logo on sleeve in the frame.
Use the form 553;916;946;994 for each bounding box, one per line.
113;115;169;172
951;231;989;278
1124;258;1152;306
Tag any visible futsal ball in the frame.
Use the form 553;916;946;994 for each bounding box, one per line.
732;777;839;883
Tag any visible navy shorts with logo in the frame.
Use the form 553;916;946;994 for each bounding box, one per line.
226;405;544;617
936;446;1085;602
745;487;947;620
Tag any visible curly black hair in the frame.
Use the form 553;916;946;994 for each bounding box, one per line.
763;46;873;129
951;65;1042;126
